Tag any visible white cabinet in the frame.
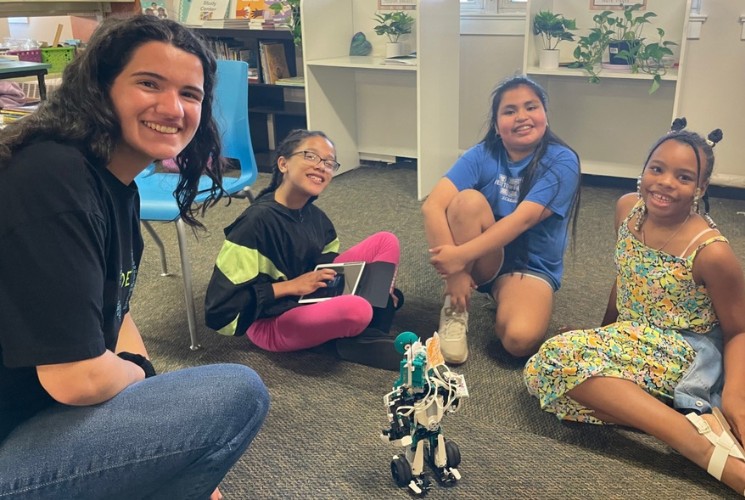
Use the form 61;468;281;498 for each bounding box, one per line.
523;0;692;179
301;0;459;200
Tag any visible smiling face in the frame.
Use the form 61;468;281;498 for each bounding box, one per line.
108;41;204;182
640;139;704;222
274;135;337;208
496;84;548;162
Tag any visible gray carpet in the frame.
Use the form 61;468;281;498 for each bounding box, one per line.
131;164;745;499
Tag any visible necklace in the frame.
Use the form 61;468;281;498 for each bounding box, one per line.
641;214;691;252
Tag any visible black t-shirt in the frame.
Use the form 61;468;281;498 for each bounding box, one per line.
0;141;143;442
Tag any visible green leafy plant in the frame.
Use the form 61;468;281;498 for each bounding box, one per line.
268;0;301;46
637;27;677;93
532;10;577;50
605;3;657;42
570;3;676;93
569;12;614;83
373;11;415;43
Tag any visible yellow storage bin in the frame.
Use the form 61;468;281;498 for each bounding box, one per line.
41;47;76;74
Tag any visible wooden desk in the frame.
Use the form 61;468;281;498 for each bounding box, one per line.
0;61;51;100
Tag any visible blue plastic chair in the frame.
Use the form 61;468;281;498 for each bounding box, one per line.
137;59;257;350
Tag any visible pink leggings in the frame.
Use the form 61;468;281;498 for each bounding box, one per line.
246;231;400;352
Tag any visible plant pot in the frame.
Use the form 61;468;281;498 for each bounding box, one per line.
538;49;560;70
385;42;406;58
607;40;640;66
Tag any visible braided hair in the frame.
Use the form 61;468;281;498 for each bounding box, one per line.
640;118;723;228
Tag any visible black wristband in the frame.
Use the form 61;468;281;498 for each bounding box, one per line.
117;351;157;378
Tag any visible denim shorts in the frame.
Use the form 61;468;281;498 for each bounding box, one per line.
673;326;724;414
476;269;555;295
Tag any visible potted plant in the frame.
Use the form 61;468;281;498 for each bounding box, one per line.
268;0;301;47
569;12;614;83
603;3;656;67
570;3;676;93
636;27;677;94
532;10;577;70
373;11;415;58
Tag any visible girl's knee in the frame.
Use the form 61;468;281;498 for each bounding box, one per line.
446;190;493;229
334;295;373;326
373;230;398;244
496;324;545;357
370;231;400;254
448;190;489;216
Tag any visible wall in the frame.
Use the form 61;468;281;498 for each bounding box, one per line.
70;15;99;42
458;3;745;188
0;18;10;38
459;33;524;148
8;16;73;45
676;0;745;188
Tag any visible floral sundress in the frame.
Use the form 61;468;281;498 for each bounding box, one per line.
524;201;727;424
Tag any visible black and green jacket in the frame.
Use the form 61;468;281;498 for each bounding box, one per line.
205;193;339;336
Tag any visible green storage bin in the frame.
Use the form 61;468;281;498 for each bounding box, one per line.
41;47;75;73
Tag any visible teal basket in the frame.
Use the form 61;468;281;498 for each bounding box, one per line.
41;47;75;73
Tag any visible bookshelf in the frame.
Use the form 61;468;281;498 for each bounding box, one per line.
523;0;692;179
301;0;460;201
0;1;132;17
194;27;306;171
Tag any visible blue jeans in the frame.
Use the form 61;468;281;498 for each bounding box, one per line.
674;327;724;414
0;364;269;499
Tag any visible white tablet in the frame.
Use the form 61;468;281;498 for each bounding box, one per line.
298;262;366;304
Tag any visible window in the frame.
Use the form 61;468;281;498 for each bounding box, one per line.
460;0;527;15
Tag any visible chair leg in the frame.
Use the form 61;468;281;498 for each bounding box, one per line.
175;218;201;351
233;185;256;203
142;221;169;276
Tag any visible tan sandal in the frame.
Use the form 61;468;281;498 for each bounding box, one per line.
686;409;745;494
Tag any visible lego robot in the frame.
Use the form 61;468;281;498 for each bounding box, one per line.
381;331;469;495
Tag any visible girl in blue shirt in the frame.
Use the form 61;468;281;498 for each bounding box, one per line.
422;75;580;362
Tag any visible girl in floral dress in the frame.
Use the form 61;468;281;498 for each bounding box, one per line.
524;120;745;495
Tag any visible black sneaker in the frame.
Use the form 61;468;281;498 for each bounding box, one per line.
393;288;405;311
335;328;402;371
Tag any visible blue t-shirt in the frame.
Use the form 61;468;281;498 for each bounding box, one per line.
445;142;579;290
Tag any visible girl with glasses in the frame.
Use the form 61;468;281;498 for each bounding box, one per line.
205;129;403;371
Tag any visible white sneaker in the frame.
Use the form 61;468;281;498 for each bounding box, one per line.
438;296;468;364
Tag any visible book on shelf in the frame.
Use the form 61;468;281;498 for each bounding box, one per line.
201;19;253;28
259;41;290;84
274;75;304;87
383;53;418;66
235;0;266;20
265;0;291;27
184;0;231;26
248;67;260;83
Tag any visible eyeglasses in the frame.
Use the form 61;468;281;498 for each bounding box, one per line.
288;150;341;173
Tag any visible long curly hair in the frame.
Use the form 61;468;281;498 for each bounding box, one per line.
0;15;226;228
